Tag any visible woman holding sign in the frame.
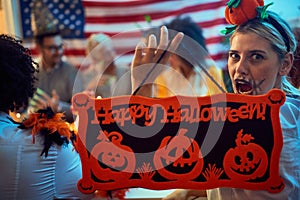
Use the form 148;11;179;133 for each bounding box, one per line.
130;0;300;199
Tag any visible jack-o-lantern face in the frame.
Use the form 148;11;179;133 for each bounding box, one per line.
99;149;128;169
154;128;203;180
223;129;268;181
90;130;136;181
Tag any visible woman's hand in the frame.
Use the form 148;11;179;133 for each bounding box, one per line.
131;25;183;97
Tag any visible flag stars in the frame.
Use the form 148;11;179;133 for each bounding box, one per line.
53;8;59;14
75;9;82;15
58;3;65;9
20;0;84;38
58;14;64;20
24;7;30;14
70;15;76;20
64;9;70;15
64;19;70;25
75;20;82;26
26;30;32;36
24;19;30;24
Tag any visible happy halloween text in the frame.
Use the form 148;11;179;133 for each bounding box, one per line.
93;102;266;126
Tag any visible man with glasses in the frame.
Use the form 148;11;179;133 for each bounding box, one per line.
31;31;82;122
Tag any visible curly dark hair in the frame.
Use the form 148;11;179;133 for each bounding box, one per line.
166;15;208;68
0;34;38;112
166;15;208;51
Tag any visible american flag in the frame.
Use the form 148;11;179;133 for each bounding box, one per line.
21;0;229;70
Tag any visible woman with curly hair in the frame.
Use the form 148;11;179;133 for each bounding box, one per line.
0;34;94;200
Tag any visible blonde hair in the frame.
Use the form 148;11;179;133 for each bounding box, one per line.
231;11;300;97
86;33;113;55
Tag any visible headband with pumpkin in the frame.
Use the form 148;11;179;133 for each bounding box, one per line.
222;0;290;52
221;0;273;34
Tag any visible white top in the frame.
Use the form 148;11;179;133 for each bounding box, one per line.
0;112;94;200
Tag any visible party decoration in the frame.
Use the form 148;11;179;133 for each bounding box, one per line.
222;0;275;35
19;107;76;157
223;129;268;181
225;0;264;25
72;89;285;194
154;128;204;181
22;0;85;38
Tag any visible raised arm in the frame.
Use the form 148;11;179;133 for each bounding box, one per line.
131;26;183;97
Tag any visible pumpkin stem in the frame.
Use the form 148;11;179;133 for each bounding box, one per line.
226;0;241;9
109;131;123;143
235;129;243;146
256;2;274;21
235;129;254;146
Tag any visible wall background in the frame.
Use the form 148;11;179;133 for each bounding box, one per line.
265;0;300;21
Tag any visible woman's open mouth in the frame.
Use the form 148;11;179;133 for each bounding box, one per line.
235;80;253;95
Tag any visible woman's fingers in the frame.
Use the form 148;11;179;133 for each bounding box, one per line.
156;26;183;64
144;34;157;62
132;25;183;68
157;26;169;51
132;41;146;67
131;25;184;95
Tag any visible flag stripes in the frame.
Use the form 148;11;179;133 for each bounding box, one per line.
23;0;229;70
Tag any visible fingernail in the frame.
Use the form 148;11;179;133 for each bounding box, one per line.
137;41;146;49
161;25;167;31
179;32;184;37
149;34;155;39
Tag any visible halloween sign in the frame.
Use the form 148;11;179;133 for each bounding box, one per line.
72;89;285;194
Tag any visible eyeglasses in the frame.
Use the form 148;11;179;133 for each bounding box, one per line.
42;44;64;52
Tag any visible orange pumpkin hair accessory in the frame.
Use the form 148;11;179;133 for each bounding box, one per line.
225;0;264;25
19;107;77;157
221;0;273;34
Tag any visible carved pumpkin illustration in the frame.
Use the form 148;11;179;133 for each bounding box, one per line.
225;0;264;25
223;129;268;181
154;128;203;180
90;130;136;181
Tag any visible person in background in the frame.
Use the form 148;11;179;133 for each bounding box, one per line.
81;33;131;98
0;34;94;200
30;30;82;122
153;16;226;97
130;1;300;199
